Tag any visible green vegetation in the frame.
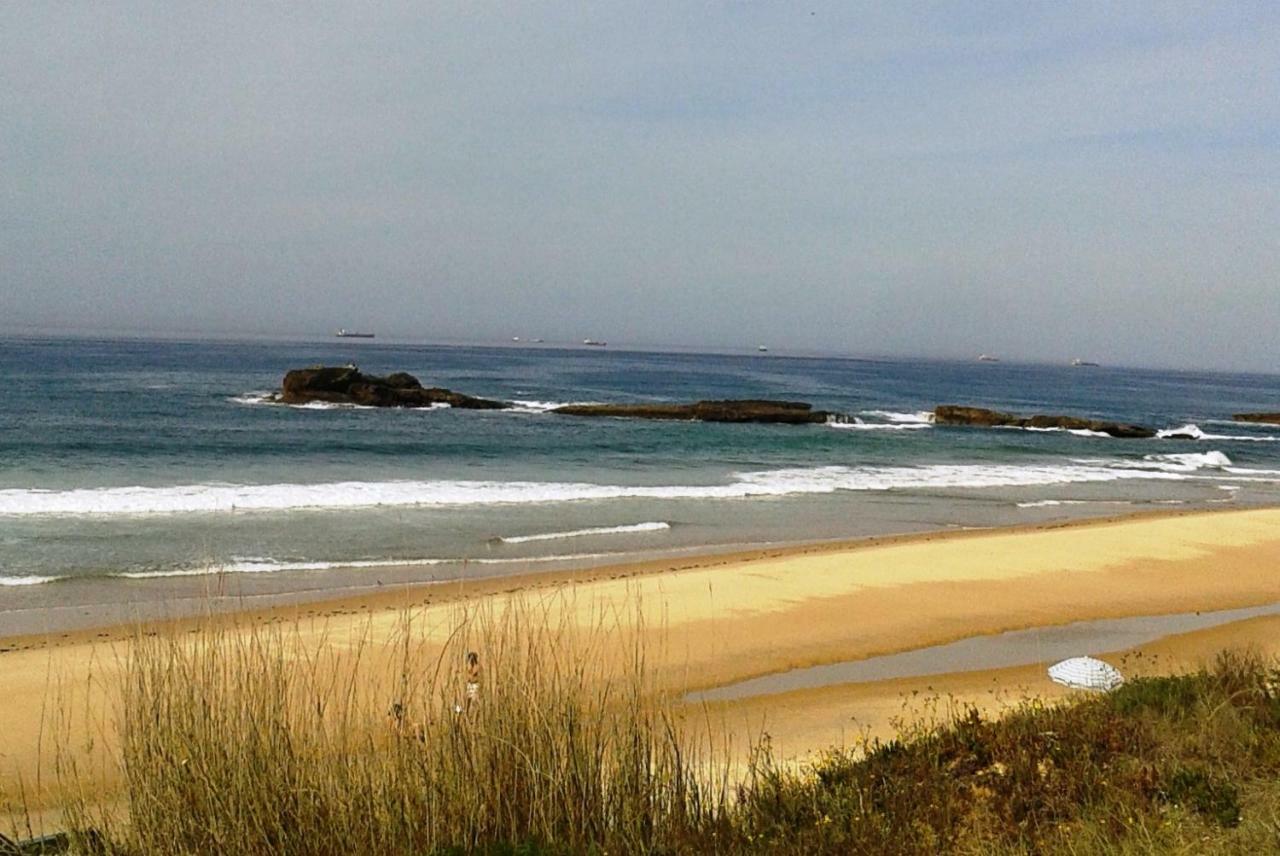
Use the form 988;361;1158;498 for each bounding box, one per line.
31;606;1280;854
738;650;1280;854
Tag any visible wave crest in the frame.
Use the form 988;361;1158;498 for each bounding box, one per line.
0;575;64;587
498;522;671;543
2;456;1268;518
1157;423;1277;442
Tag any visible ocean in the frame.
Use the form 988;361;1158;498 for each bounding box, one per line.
3;335;1280;633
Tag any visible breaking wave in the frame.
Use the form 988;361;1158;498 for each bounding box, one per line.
1015;499;1132;508
228;391;447;412
1137;451;1234;471
0;552;621;586
114;552;616;580
827;419;931;432
3;457;1260;519
859;410;935;424
828;410;933;431
1021;426;1113;438
507;400;602;414
0;575;63;587
497;522;671;543
1156;424;1278;442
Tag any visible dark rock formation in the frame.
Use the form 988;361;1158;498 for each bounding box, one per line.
934;405;1156;439
552;400;831;424
1234;413;1280;425
279;366;508;409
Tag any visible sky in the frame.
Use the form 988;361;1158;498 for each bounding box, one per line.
2;3;1277;370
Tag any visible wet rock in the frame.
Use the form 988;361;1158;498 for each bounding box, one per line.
552;400;830;424
279;367;508;409
934;405;1155;439
1233;413;1280;425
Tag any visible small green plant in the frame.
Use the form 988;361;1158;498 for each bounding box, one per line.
1160;766;1242;828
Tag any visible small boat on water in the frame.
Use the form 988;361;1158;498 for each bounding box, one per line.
335;329;375;339
758;345;769;353
583;339;607;347
977;353;999;362
1071;358;1100;367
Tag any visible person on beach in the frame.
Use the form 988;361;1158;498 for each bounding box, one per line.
386;701;411;736
464;651;482;712
387;701;425;742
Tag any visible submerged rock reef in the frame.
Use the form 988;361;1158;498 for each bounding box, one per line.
1234;413;1280;425
551;400;831;424
934;405;1156;439
276;368;830;423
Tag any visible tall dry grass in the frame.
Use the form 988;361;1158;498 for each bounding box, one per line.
56;594;735;854
45;592;1280;854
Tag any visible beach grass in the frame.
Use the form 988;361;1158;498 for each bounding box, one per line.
31;601;1280;854
50;596;737;855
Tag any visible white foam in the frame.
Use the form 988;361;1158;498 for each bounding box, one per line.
1015;499;1131;509
859;410;935;424
1157;423;1277;442
1138;451;1233;471
228;391;439;411
498;522;670;544
507;400;601;414
1225;466;1280;476
1015;426;1111;438
826;419;931;432
0;461;1218;519
290;400;379;410
0;575;63;587
1157;423;1205;439
115;552;616;580
829;410;933;431
228;391;275;405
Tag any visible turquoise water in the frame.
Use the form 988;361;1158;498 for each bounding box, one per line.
2;336;1280;626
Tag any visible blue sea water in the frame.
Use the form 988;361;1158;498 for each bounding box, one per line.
2;336;1280;629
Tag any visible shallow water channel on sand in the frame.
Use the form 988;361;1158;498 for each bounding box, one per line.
688;601;1280;703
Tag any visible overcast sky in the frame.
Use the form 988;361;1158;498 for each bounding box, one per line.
2;3;1277;369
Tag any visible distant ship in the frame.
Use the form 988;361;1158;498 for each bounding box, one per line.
977;353;999;362
1071;358;1100;367
757;345;769;353
583;339;607;347
335;329;375;339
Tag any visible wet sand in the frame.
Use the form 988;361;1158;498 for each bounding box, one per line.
4;506;1280;825
690;600;1280;702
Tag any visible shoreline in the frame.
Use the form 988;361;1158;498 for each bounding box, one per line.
7;504;1280;817
1;502;1266;649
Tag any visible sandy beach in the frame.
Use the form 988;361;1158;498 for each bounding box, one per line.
5;506;1280;823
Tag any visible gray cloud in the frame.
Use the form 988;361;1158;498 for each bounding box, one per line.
2;3;1277;369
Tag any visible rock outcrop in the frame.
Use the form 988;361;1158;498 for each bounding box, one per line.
552;400;831;424
279;366;508;409
1234;413;1280;426
934;405;1156;439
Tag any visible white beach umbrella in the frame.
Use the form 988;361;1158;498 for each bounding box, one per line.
1047;656;1124;691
